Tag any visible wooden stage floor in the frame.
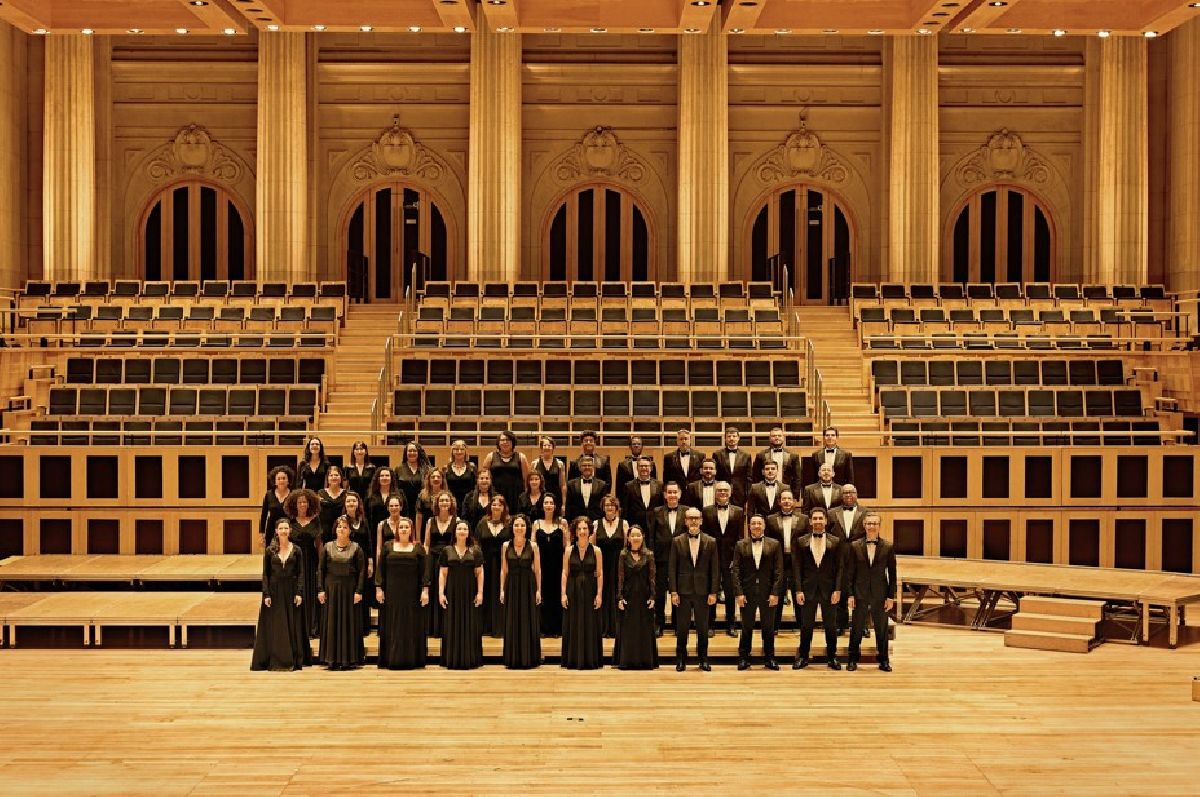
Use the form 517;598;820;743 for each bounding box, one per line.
1;625;1199;796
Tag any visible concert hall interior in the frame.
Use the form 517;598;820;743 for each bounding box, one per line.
2;0;1200;793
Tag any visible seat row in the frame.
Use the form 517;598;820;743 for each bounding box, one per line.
857;307;1175;337
47;385;319;418
877;386;1145;420
851;282;1169;309
18;280;346;308
26;417;311;447
63;356;326;387
863;333;1178;352
384;420;815;450
396;356;803;389
419;280;778;310
24;304;340;335
887;418;1165;447
392;386;808;422
870;358;1126;389
9;331;335;350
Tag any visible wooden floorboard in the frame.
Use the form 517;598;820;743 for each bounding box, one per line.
0;626;1198;795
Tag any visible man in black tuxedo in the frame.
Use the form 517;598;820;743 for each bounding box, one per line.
701;482;745;636
565;455;608;523
827;483;868;633
811;426;855;486
766;488;809;627
752;426;801;492
668;507;720;671
682;457;719;510
648;481;686;636
713;425;752;508
792;507;844;670
663;428;701;489
567;430;612;490
801;463;842;516
747;460;784;521
846;511;897;672
730;514;785;670
615;435;655;493
621;455;663;537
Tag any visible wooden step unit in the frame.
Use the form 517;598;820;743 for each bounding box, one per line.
1004;596;1103;653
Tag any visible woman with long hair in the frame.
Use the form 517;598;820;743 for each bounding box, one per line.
258;465;293;544
422;490;458;638
376;516;428;670
476;495;513;638
592;494;628;639
481;430;528;516
297;436;329;492
501;514;541;669
461;468;495;533
438;518;483;670
614;526;657;670
251;517;310;671
415;467;447;538
516;470;551;523
532;493;567;638
343;491;373;636
561;516;603;670
444;439;477;514
531;435;566;511
394;441;427;522
345;440;375;502
317;515;366;670
285;488;322;638
366;467;405;545
317;466;347;544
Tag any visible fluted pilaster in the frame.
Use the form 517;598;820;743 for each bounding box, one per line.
885;36;939;283
1083;37;1148;285
1167;21;1200;293
467;27;522;282
43;34;96;281
256;32;309;282
677;18;728;283
0;23;23;289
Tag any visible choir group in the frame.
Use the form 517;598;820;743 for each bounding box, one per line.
251;427;897;673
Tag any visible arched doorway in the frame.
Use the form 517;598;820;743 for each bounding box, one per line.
343;182;450;301
747;185;853;305
138;181;253;281
947;186;1054;283
544;184;653;281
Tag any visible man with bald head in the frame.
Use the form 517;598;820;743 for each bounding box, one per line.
668;507;720;671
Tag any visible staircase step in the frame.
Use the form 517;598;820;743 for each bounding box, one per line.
1004;629;1095;653
1018;596;1105;620
1010;613;1099;635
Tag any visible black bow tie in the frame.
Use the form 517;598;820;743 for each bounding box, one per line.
771;448;783;453
703;482;714;487
582;479;593;484
865;540;878;545
638;480;650;485
821;483;833;488
765;482;777;488
825;449;836;454
687;533;700;539
752;538;763;544
726;449;738;453
717;505;729;510
813;533;825;538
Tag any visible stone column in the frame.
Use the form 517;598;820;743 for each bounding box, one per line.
1083;37;1148;285
885;35;939;283
43;33;96;281
677;17;729;283
467;27;522;283
256;32;309;282
0;23;25;289
1167;21;1200;293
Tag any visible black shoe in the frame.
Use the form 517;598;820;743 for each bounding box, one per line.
864;628;872;638
879;661;892;672
707;628;715;639
737;659;750;671
676;659;686;672
725;628;737;638
699;660;712;672
655;627;664;638
827;658;842;671
764;659;779;671
847;661;858;671
793;657;809;670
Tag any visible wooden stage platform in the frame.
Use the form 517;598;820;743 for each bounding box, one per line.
0;554;261;585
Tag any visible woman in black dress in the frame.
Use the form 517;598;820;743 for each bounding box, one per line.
317;466;347;544
376;494;406;554
285;489;322;638
614;526;657;670
461;468;496;533
501;515;541;669
561;517;603;670
366;467;405;542
445;439;477;514
317;515;366;670
297;436;329;492
482;431;528;515
394;442;427;522
251;518;309;671
415;467;447;537
422;490;458;638
258;465;293;545
531;436;567;510
343;492;373;636
532;494;567;638
345;440;375;503
375;516;428;670
475;495;513;638
516;470;551;522
438;519;484;670
592;495;628;639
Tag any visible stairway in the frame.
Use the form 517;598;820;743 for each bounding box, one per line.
1004;596;1103;653
316;303;400;448
792;306;882;445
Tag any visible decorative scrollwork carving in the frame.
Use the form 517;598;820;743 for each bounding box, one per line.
350;115;444;182
754;116;849;186
953;128;1052;188
145;125;244;183
553;127;646;183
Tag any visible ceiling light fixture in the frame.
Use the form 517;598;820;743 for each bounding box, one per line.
1053;29;1067;37
453;26;468;33
775;28;791;34
81;28;94;35
224;28;237;35
129;28;144;34
638;28;656;33
312;24;325;31
33;28;47;35
361;25;374;32
267;23;279;31
867;29;885;35
591;27;607;33
917;28;932;35
730;28;744;33
989;1;1007;6
190;0;209;5
691;1;712;5
497;26;513;32
1144;30;1158;38
1006;27;1021;33
1097;29;1110;38
961;27;974;33
176;28;189;34
822;29;839;34
544;27;561;32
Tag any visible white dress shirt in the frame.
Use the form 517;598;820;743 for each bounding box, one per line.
820;484;833;509
581;479;593;504
780;515;794;553
764;482;778;508
688;533;700;563
701;482;715;508
639;482;651;507
812;533;826;567
751;537;764;568
726;449;738;476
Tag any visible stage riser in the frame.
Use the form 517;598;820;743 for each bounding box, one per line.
1018;596;1105;619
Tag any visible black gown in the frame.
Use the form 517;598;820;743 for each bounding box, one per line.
376;542;428;669
516;491;551;523
347;517;374;635
366;491;404;544
394;464;425;522
502;541;541;669
614;550;658;670
424;516;457;637
533;520;565;637
317;489;346;543
346;463;375;503
258;489;290;542
445;463;477;515
593;518;627;638
562;544;602;669
489;454;524;514
477;519;513;637
440;545;484;670
250;546;309;671
460;491;493;536
297;460;328;492
317;541;366;669
532;457;565;504
289;516;323;638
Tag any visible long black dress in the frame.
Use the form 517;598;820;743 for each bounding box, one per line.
258;489;290;541
376;542;428;670
532;457;565;505
317;488;346;543
614;550;658;670
440;545;484;670
533;520;565;637
562;544;602;669
477;518;513;638
346;463;375;503
394;464;425;522
317;541;366;669
489;453;524;514
593;517;627;638
445;462;477;515
424;516;457;637
289;516;323;638
502;541;541;669
250;546;309;671
297;460;328;492
347;517;374;635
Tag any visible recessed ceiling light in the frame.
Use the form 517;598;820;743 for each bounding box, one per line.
1053;29;1067;37
129;28;144;34
312;24;325;31
453;26;468;33
1097;29;1110;38
407;26;421;33
591;27;607;33
488;0;505;4
730;27;744;33
917;28;932;35
775;28;791;34
190;0;208;5
638;28;656;33
867;29;885;35
989;1;1007;6
267;24;279;31
176;28;189;34
81;28;94;35
691;0;711;5
223;28;237;35
961;27;974;33
361;25;374;32
497;26;513;32
33;28;47;35
1006;27;1021;33
1192;2;1200;7
1144;30;1158;38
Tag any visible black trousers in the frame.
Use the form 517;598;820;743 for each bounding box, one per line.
849;600;890;663
797;592;838;659
712;552;737;628
781;552;800;627
737;597;777;659
674;594;710;660
654;545;671;629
